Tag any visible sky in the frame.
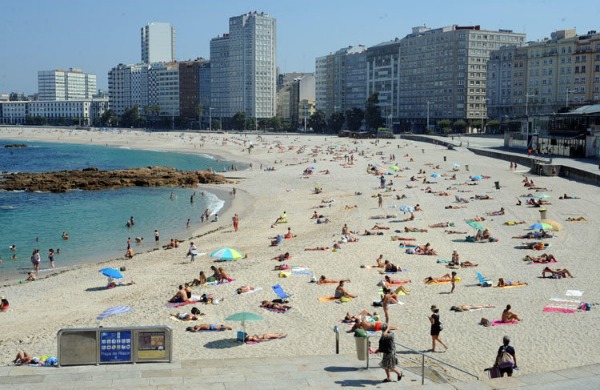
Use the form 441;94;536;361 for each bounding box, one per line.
2;0;599;95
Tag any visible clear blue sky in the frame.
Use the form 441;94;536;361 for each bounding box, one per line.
2;0;599;94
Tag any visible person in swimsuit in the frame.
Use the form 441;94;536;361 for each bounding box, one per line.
260;300;291;310
244;333;287;342
169;285;188;303
186;324;232;332
501;304;522;322
348;320;399;333
334;281;356;298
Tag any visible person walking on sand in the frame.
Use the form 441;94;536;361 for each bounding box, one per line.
428;305;447;352
450;271;457;293
187;242;198;262
378;193;383;208
232;213;239;232
494;336;518;377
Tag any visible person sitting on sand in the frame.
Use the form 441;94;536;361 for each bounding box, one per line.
169;285;188;303
334;281;357;299
270;234;284;246
272;252;290;262
26;272;36;282
318;275;351;285
186;324;232;332
374;254;385;268
284;227;297;239
244;333;287;342
424;274;452;284
236;285;256;294
383;260;399;273
163;239;179;249
124;247;134;259
311;211;323;219
566;217;587;221
1;297;9;312
501;304;522;323
304;246;329;251
429;222;454;228
260;300;292;310
419;242;437;256
496;278;527;287
190;271;207;286
450;304;495;312
273;211;287;225
170;307;202;321
542;267;574;278
404;226;428;233
347;320;399;333
218;267;233;283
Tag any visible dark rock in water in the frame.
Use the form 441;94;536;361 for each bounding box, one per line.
4;144;27;148
0;166;229;193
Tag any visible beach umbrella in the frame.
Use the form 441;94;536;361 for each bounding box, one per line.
471;175;484;181
430;173;440;178
466;220;484;231
453;163;461;168
398;205;415;213
541;219;563;231
530;222;553;231
210;248;243;261
225;312;263;335
100;268;123;279
536;194;551;199
389;165;400;171
97;305;132;320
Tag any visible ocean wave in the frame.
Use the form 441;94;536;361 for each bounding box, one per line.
205;192;225;216
0;205;16;209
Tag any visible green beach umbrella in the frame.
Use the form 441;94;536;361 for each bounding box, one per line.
226;312;263;336
466;220;484;231
389;165;400;171
536;194;551;199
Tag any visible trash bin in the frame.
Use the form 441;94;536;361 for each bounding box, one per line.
443;156;447;161
354;330;368;361
421;149;424;154
465;164;469;171
539;208;547;219
494;181;500;190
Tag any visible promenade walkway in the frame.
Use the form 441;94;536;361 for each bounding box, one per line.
1;353;599;389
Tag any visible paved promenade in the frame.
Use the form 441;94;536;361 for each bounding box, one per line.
1;353;599;389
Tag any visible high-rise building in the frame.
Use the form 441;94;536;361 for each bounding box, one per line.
397;25;526;131
315;45;367;118
38;69;96;101
209;12;276;122
367;39;401;128
108;64;149;116
179;59;209;124
141;23;176;64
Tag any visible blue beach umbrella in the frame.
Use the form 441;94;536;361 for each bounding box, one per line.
97;305;132;320
431;173;440;178
210;248;243;261
100;268;123;279
453;163;461;168
398;205;415;213
530;222;553;231
471;175;484;181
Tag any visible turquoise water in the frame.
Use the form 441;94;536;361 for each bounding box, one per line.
0;139;240;280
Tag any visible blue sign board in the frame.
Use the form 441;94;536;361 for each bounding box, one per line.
99;331;132;362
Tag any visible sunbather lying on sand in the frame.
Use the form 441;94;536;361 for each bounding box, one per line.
445;205;467;209
542;267;574;278
170;308;202;321
524;253;556;263
424;274;452;283
347;320;399;333
504;221;526;225
566;217;587;221
272;252;290;261
260;300;291;310
343;310;372;323
559;194;579;199
512;231;554;239
244;333;287;342
429;222;454;228
383;275;411;285
186;324;232;332
362;229;384;236
390;236;417;241
236;285;257;294
304;246;329;251
445;230;467;234
497;278;527;287
317;275;351;285
404;227;428;233
450;305;495;312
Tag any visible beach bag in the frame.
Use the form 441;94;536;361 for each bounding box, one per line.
480;318;491;327
497;347;515;369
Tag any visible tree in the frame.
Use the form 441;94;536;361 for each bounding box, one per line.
453;120;467;133
346;108;364;131
100;109;116;127
437;119;452;135
365;93;384;131
328;112;345;133
121;105;141;128
245;117;256;131
265;116;282;131
307;110;326;132
232;112;246;130
487;119;501;133
211;119;221;130
195;104;203;129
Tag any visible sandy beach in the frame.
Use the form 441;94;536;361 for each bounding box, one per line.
1;127;599;379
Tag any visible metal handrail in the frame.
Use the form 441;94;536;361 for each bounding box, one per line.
394;341;479;385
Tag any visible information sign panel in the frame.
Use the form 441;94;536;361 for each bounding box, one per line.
99;331;132;363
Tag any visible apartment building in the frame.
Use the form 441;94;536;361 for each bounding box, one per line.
141;23;176;64
38;69;96;101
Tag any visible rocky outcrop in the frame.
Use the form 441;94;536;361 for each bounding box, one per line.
4;144;27;148
0;166;229;193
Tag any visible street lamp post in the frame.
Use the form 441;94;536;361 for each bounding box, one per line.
481;98;489;133
303;105;308;132
565;88;571;109
426;101;430;132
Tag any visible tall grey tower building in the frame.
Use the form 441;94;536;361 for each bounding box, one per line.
210;12;276;120
141;22;176;64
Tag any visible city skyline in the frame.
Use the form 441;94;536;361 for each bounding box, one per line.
1;0;599;94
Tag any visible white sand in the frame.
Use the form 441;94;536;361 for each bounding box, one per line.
1;127;600;378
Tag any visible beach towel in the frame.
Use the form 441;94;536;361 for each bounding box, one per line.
491;320;519;326
380;269;409;274
437;259;451;263
262;307;290;314
527;259;557;265
236;287;263;295
165;300;199;308
543;307;577;314
318;296;341;302
566;290;584;297
200;279;235;287
494;284;527;289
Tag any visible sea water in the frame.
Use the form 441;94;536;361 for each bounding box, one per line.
0;139;240;280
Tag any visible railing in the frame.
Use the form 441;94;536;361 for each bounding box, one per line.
394;341;479;385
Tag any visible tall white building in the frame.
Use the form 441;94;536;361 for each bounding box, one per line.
38;69;96;101
108;64;149;116
141;23;176;64
210;12;276;121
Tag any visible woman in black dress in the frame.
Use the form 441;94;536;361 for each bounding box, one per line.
429;305;447;352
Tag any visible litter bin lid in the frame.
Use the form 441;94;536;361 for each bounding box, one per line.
354;329;368;337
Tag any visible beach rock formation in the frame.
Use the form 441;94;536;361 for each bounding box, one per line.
0;166;229;193
4;144;28;148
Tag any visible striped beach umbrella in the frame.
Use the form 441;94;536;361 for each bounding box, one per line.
210;248;243;261
97;306;132;320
